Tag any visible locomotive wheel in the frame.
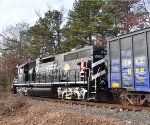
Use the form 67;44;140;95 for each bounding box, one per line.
119;92;130;105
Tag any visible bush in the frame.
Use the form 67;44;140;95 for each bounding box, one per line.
0;94;26;115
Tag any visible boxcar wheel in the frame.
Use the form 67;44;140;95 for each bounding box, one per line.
119;92;130;105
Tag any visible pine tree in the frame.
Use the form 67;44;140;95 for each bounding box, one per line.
62;0;116;50
28;9;64;57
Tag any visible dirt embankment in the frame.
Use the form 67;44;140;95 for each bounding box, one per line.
0;93;124;125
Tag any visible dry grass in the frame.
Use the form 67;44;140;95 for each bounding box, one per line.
0;93;125;125
0;93;26;115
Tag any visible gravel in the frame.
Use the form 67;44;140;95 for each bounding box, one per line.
29;99;150;125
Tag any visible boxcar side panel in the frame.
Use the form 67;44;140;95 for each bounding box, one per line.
133;32;149;91
108;28;150;92
110;40;121;88
121;36;133;87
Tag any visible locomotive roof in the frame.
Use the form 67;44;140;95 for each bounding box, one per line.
39;45;104;60
62;45;93;55
40;55;55;60
40;45;93;60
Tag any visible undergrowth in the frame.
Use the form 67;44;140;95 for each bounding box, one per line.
0;93;26;115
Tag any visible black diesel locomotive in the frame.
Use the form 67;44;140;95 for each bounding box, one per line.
13;28;150;105
13;45;107;100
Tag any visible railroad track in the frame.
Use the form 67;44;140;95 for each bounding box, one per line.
28;96;150;111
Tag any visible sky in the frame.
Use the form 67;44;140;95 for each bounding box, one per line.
0;0;75;31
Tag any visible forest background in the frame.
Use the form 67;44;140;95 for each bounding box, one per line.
0;0;150;90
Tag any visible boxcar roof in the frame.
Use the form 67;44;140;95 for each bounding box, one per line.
108;27;150;42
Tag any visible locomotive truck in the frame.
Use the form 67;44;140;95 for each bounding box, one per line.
12;27;150;106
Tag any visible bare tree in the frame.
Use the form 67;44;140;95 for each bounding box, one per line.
142;0;150;23
0;22;30;89
0;22;30;65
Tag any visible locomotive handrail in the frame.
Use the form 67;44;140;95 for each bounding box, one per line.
18;68;89;84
